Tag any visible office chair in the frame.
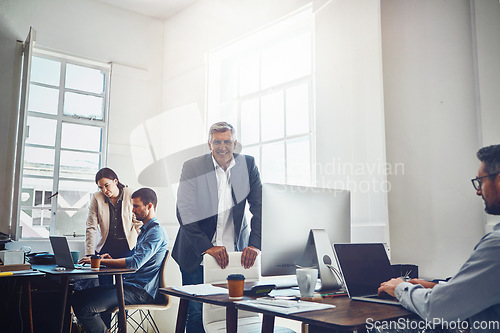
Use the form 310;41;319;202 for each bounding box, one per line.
109;250;171;333
203;252;295;333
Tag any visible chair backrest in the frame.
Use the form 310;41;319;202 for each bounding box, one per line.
203;252;261;328
156;250;170;306
203;252;261;284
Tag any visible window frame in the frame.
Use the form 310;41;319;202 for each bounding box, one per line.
14;46;111;239
207;7;316;186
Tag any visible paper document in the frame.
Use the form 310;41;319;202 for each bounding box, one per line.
236;298;335;315
172;284;228;296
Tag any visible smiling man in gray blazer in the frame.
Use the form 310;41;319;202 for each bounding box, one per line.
172;121;262;333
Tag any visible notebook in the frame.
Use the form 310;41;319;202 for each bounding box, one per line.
49;236;89;270
333;243;401;306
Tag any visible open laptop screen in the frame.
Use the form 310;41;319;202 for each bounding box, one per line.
49;236;76;269
334;243;394;297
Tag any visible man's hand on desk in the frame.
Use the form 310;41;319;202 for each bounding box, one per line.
78;253;114;265
378;277;404;297
241;246;259;269
378;277;438;298
78;256;91;265
205;246;229;269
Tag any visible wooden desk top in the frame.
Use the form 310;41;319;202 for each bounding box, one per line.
236;295;417;331
160;287;417;332
160;287;236;307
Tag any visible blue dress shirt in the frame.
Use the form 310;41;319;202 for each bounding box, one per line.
124;217;168;299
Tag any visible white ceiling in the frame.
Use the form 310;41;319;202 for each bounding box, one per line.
95;0;198;20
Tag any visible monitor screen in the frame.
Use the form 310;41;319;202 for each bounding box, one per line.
261;183;351;276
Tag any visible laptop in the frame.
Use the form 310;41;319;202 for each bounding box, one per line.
334;243;401;306
49;236;90;270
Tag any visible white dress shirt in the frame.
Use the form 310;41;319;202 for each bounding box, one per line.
211;155;236;251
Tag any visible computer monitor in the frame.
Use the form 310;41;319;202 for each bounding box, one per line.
261;183;350;289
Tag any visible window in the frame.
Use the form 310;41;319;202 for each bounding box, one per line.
17;49;110;238
207;8;314;186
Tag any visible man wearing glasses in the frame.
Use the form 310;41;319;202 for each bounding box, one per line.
172;122;262;332
378;144;500;332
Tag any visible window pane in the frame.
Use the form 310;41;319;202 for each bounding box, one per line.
31;56;61;86
261;91;284;141
53;209;88;237
220;58;238;102
23;147;55;177
261;32;311;89
20;176;53;238
54;180;95;237
61;123;102;152
240;98;260;145
28;84;59;115
60;151;100;180
239;53;259;96
57;181;94;213
241;145;260;171
66;63;105;94
261;141;285;184
64;92;104;119
287;137;311;186
20;208;50;238
26;116;57;146
21;177;53;207
58;180;95;208
286;84;310;136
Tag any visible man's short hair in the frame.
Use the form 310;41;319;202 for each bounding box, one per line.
477;144;500;175
132;188;157;208
208;122;235;141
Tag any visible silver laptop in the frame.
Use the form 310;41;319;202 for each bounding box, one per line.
49;236;89;270
334;243;401;306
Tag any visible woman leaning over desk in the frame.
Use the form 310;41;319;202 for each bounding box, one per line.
85;167;141;259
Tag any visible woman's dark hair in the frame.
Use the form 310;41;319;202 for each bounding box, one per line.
95;167;125;189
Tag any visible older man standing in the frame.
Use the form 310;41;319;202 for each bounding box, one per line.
173;121;262;332
378;144;500;332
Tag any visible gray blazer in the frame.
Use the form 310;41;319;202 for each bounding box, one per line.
172;154;262;273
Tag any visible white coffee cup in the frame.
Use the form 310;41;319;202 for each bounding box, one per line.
296;268;318;297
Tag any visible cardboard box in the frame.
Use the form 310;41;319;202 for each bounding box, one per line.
0;263;31;272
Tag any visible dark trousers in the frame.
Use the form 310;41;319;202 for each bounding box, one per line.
97;237;134;327
72;285;154;333
181;265;206;333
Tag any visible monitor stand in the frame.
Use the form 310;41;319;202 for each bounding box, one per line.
301;229;342;291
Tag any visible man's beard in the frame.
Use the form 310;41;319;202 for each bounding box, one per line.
485;201;500;215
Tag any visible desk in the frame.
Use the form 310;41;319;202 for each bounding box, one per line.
36;266;135;333
236;296;417;332
0;270;45;333
160;287;416;333
160;287;239;333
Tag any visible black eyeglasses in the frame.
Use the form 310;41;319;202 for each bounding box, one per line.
471;172;500;191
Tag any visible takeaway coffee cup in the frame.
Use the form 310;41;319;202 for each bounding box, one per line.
90;255;101;270
227;274;245;300
296;268;318;298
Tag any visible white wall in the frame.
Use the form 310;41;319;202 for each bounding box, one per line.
381;0;500;278
315;0;390;245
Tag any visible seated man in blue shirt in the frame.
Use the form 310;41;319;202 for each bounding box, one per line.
72;187;168;333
